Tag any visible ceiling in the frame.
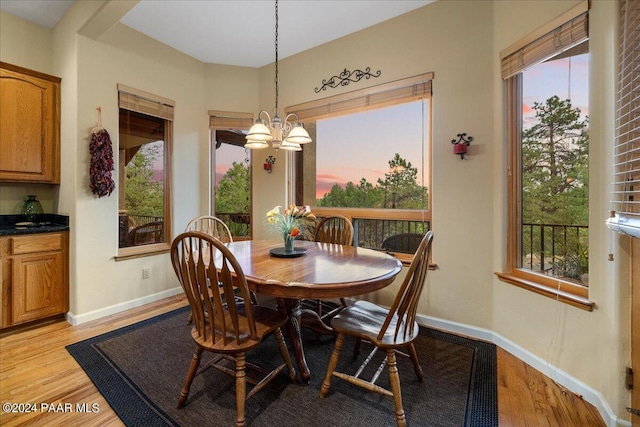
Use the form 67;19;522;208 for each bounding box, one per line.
0;0;434;68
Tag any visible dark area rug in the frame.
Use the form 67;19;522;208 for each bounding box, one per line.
67;306;497;426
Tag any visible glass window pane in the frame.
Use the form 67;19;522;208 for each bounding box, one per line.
213;133;251;238
520;52;589;285
314;100;429;210
118;109;167;248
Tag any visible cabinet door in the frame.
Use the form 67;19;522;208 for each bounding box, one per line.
0;64;61;183
11;251;64;324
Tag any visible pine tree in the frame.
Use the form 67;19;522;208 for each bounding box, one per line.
317;153;427;210
124;143;164;218
215;161;250;214
521;95;589;226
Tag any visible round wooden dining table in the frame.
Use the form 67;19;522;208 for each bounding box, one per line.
224;239;402;384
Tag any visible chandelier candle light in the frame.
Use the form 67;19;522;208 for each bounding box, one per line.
266;205;316;254
245;0;312;151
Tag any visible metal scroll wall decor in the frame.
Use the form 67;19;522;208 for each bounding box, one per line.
314;67;382;93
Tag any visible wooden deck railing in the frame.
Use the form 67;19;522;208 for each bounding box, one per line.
215;212;251;237
125;212;587;282
312;208;430;254
128;214;163;226
521;222;589;283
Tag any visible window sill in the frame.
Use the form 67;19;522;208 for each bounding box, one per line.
495;271;594;311
115;243;170;261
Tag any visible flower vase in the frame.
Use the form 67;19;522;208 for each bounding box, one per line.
284;234;294;254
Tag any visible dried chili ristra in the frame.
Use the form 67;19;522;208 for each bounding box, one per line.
89;128;115;197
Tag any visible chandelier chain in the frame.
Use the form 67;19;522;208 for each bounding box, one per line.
274;0;279;113
244;0;311;151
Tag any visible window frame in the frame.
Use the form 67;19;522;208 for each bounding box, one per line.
208;110;255;241
496;74;592;310
496;3;594;310
116;85;173;260
288;74;433;265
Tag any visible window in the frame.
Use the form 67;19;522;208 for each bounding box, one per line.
209;111;254;240
117;85;173;257
290;74;432;262
497;1;593;310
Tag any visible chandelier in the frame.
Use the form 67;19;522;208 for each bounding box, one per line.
245;0;312;151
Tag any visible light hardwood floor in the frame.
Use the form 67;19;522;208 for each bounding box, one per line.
0;295;606;426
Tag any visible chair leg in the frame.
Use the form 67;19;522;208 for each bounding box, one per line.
177;346;203;409
386;349;406;427
187;312;193;324
274;327;296;382
320;333;345;397
407;343;424;382
353;337;362;358
235;353;247;427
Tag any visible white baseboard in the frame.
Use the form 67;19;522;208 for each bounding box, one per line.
415;313;630;427
65;287;183;326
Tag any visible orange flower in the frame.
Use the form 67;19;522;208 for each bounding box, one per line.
290;227;300;237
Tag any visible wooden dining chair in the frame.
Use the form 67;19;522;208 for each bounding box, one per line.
127;220;164;246
185;216;255;324
185;215;233;242
171;231;296;427
313;215;354;246
319;231;434;427
309;215;354;323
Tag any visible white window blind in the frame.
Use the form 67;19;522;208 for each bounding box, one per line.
607;0;640;238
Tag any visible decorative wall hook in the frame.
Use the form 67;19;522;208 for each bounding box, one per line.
264;155;276;173
451;133;473;159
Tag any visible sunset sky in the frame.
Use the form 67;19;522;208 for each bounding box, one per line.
523;54;589;125
314;100;428;199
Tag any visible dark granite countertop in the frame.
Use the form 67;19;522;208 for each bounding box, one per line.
0;214;70;236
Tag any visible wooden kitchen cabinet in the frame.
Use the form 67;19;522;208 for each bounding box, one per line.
0;62;61;183
0;232;69;329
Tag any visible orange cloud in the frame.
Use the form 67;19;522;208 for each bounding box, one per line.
315;173;348;199
316;173;344;181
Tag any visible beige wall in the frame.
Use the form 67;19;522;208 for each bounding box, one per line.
0;12;52;73
50;1;258;319
0;0;629;422
263;0;496;328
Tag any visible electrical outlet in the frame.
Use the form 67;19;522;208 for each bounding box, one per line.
142;268;150;279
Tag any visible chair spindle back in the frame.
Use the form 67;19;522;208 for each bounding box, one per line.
185;216;233;243
314;215;354;246
171;231;256;346
377;231;433;343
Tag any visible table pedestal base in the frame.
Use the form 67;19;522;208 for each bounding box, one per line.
276;297;311;384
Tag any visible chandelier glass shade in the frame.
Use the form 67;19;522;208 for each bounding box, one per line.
245;0;312;151
245;110;311;151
